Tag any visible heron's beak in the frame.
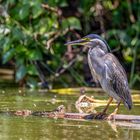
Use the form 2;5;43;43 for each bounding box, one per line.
65;38;88;46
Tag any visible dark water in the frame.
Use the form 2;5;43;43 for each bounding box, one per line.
0;88;140;140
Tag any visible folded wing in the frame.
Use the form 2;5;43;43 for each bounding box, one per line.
103;53;132;109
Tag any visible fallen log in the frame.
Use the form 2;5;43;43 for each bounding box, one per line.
32;112;140;123
12;106;140;124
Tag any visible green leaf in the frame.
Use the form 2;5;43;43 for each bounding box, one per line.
15;45;27;53
0;37;10;53
2;48;15;64
27;65;38;75
32;2;43;19
62;17;81;30
26;77;38;89
27;49;43;60
19;4;30;20
107;30;131;46
16;65;27;81
47;0;68;7
12;27;24;41
15;56;25;67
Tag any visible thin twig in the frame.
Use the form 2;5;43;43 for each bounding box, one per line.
46;28;69;50
95;1;105;33
41;4;61;16
127;0;136;23
55;57;77;77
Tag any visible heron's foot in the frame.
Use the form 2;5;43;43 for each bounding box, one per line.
84;112;107;120
106;107;119;120
84;113;95;120
106;112;116;120
95;112;107;120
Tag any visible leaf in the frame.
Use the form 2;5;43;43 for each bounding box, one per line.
27;65;38;76
19;4;30;20
0;37;10;53
12;27;24;41
32;2;43;19
107;30;131;46
47;0;68;7
109;39;119;49
27;49;43;60
26;77;38;89
15;56;25;67
62;17;81;30
16;65;27;81
2;48;15;64
15;45;27;54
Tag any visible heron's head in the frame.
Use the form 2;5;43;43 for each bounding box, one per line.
65;34;111;52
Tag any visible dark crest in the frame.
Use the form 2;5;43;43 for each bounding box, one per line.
84;34;111;52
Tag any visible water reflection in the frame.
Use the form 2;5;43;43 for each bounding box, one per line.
0;88;139;140
108;120;140;130
0;115;140;140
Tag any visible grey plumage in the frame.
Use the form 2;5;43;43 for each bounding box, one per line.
65;34;133;111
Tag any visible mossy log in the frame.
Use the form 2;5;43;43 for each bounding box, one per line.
12;108;140;124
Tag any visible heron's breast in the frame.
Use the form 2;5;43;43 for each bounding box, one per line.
88;58;104;83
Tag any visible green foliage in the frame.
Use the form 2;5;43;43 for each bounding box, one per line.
62;17;81;30
0;0;140;88
16;65;27;82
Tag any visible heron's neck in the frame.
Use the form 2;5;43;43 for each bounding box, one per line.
89;47;107;58
88;38;109;57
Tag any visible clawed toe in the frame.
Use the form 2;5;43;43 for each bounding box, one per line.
106;113;115;120
84;112;107;120
95;112;107;120
84;113;95;120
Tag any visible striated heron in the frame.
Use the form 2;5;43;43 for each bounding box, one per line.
65;34;132;118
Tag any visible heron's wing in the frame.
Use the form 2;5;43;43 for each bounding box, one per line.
88;53;99;84
103;53;132;105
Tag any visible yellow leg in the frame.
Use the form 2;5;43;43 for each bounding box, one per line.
95;97;113;119
107;101;121;120
112;101;121;115
102;97;113;113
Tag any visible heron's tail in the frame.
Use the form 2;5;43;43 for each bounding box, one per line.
124;91;133;110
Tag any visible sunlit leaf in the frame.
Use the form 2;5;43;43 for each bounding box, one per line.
26;77;38;89
27;49;43;60
32;2;43;19
27;65;38;75
47;0;68;6
0;37;11;53
62;17;81;30
19;4;30;20
16;65;27;81
2;48;15;64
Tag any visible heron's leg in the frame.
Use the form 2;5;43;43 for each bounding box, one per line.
112;101;121;115
94;97;113;119
102;97;113;113
107;101;121;120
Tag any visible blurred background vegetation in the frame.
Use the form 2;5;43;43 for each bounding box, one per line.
0;0;140;89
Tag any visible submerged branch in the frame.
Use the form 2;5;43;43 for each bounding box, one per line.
12;108;140;123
